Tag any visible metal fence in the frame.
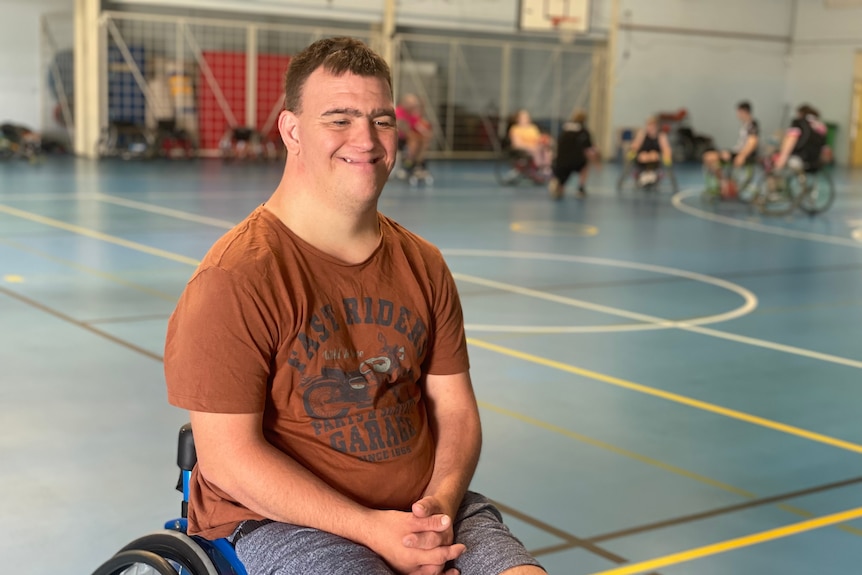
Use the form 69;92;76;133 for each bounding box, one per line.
41;12;75;149
395;34;598;157
59;10;605;158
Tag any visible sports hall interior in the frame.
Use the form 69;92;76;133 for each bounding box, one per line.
3;0;862;574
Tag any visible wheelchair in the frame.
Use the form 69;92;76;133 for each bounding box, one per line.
494;136;551;187
701;160;758;204
91;424;248;575
615;157;678;195
750;156;835;217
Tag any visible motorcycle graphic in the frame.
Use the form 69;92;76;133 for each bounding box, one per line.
302;334;412;419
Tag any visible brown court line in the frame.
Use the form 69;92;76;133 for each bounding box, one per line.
0;285;164;363
517;475;862;558
85;313;173;325
491;501;646;568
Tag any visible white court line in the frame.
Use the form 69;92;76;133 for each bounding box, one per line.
445;249;862;370
454;271;755;333
94;193;237;229
672;189;862;248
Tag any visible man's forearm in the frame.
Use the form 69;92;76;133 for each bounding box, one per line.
192;416;374;547
422;408;482;517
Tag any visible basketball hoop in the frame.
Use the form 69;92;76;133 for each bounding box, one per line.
552;16;581;45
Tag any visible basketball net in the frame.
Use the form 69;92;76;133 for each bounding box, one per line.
552;16;581;45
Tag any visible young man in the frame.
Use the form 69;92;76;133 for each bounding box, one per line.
774;104;827;173
164;37;543;575
702;101;759;172
549;110;596;200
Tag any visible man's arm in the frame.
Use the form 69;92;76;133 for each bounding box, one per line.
735;135;758;166
419;371;482;518
190;411;463;574
659;133;673;165
775;130;799;170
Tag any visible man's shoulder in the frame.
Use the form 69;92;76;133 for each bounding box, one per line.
199;206;283;276
380;215;445;262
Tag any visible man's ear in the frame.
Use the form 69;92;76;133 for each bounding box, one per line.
278;110;301;156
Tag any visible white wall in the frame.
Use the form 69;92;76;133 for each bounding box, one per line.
786;0;862;165
0;0;73;130
609;0;793;153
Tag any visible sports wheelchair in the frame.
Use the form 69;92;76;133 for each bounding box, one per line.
750;156;835;217
701;160;758;204
91;424;248;575
494;141;551;186
615;157;678;195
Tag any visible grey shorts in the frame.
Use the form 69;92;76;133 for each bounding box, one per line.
234;491;543;575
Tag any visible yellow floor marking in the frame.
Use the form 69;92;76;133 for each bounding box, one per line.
3;275;24;283
587;506;862;575
479;401;749;496
0;204;201;267
510;220;599;237
0;238;177;301
468;338;862;455
479;401;862;537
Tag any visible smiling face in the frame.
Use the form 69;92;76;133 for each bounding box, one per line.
279;68;397;212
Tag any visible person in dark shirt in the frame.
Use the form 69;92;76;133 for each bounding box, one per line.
703;101;760;174
774;104;827;173
549;110;596;199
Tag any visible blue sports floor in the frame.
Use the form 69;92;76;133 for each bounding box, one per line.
2;157;862;574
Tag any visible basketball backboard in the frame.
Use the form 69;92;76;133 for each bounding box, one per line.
519;0;590;32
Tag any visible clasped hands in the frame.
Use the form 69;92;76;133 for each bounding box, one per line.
367;495;465;575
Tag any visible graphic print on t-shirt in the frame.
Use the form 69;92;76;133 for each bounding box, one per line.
287;296;429;464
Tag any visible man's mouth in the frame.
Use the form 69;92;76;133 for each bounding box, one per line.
341;157;381;164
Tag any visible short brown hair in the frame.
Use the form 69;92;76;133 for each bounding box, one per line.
284;37;392;114
570;110;587;123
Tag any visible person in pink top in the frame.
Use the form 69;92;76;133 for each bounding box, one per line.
396;93;432;178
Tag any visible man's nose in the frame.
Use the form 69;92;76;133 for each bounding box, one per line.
350;120;377;151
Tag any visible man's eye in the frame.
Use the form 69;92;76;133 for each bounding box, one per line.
376;120;395;128
332;120;350;126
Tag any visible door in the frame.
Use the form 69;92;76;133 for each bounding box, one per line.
852;80;862;167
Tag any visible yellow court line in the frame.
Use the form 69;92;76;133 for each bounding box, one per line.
0;238;178;302
587;506;862;575
478;401;751;496
468;338;862;455
479;400;862;537
0;204;201;267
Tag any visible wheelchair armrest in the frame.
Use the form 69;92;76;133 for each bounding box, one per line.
177;423;197;471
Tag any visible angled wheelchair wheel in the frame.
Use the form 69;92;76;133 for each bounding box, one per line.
733;165;757;202
616;162;636;194
798;170;835;215
117;531;219;575
755;174;796;217
664;168;679;195
92;549;179;575
495;152;526;186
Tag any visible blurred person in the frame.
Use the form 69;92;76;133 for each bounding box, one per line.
702;101;759;173
164;37;544;575
549;110;597;200
774;103;827;173
628;116;672;186
508;108;552;175
396;93;433;179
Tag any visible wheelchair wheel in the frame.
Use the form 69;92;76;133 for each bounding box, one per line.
91;549;179;575
495;153;526;186
117;531;219;575
616;162;636;194
798;171;835;215
664;168;679;195
734;165;757;203
755;173;796;216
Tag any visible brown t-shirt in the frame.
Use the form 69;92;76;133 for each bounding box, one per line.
164;206;470;539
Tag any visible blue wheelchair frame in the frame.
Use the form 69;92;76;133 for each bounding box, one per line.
92;424;248;575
